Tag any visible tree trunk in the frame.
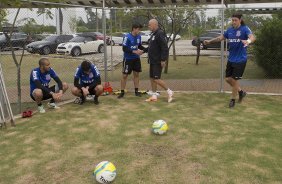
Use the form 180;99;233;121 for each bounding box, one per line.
173;41;176;61
196;38;201;65
17;65;21;114
164;59;169;74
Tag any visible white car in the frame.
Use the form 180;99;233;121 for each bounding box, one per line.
109;33;125;46
167;33;181;41
140;31;151;44
56;33;104;56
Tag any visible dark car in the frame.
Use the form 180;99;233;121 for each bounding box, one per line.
0;32;32;51
192;32;223;50
26;34;74;55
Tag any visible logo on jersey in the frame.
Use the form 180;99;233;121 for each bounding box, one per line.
46;74;51;80
236;31;241;37
229;39;241;43
89;72;93;78
32;71;38;80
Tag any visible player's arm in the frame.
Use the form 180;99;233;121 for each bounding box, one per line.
159;32;169;62
34;80;52;95
53;76;63;94
74;77;82;89
138;44;148;53
88;76;101;89
242;34;256;47
204;35;225;45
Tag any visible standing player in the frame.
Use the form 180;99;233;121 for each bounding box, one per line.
71;60;103;105
204;13;255;108
30;58;69;113
117;23;147;99
145;19;174;103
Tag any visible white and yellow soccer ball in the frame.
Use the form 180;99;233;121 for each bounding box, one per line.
93;161;117;184
152;120;168;135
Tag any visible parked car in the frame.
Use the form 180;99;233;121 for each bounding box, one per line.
91;32;110;45
192;32;223;50
56;32;104;57
0;32;32;51
26;34;74;55
167;33;181;41
140;31;151;44
109;32;125;46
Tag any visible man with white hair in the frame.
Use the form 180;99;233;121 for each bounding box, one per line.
145;19;174;103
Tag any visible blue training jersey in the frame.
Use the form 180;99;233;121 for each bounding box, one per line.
74;63;100;86
224;25;252;63
123;33;142;60
30;67;58;94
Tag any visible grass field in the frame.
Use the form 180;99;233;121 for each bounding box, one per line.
1;93;281;184
0;54;265;88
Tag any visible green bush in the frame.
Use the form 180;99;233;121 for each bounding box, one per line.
253;18;282;78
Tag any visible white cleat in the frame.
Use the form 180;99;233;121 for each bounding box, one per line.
47;102;60;109
38;105;46;113
168;91;174;103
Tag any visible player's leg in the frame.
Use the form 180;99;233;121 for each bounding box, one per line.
233;62;247;103
71;86;85;105
31;89;45;113
118;59;132;98
89;84;103;105
152;64;174;103
133;58;142;97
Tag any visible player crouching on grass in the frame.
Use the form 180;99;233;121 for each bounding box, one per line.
71;60;103;105
204;13;255;108
30;58;69;113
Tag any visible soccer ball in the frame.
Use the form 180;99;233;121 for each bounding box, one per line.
152;120;168;135
93;161;117;183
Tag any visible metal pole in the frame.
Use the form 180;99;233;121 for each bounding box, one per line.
110;8;113;80
220;0;225;92
0;62;15;126
102;0;108;82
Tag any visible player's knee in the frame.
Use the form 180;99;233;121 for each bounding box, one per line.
71;87;79;96
62;82;69;92
96;85;104;95
225;77;231;83
33;89;43;98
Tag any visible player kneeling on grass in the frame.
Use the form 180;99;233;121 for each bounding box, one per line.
30;58;69;113
71;60;103;105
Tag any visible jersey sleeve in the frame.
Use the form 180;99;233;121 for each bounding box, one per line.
49;68;58;78
31;69;40;81
74;66;81;79
122;34;129;47
91;64;100;78
223;29;229;39
245;26;252;36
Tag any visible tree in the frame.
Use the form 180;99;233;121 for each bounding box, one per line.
253;17;282;78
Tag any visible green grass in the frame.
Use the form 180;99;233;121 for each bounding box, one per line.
0;55;265;88
1;93;281;184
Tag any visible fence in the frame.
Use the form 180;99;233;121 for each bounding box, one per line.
0;5;281;114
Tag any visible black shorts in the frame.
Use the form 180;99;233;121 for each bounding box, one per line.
150;64;162;79
225;61;247;80
122;58;142;74
30;85;56;101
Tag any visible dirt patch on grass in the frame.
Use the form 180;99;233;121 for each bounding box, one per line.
15;173;38;184
70;127;88;133
17;158;38;168
41;138;61;150
23;136;35;144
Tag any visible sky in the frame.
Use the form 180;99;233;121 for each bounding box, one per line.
6;2;282;26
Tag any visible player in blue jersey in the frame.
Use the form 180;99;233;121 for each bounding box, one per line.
204;13;255;108
117;22;147;99
71;60;103;105
30;58;69;113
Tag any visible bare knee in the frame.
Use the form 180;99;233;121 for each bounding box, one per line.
71;87;81;96
32;89;43;99
95;85;104;96
62;82;69;92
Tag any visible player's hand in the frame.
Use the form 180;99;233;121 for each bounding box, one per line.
51;93;60;101
161;61;166;68
56;91;63;100
82;87;89;96
242;40;250;47
203;40;210;45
